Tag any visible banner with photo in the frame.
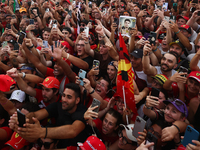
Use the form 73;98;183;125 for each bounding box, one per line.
118;16;136;37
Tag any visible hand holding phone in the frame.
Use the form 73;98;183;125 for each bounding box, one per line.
91;98;101;114
78;69;86;86
178;66;188;77
151;87;160;99
132;116;146;138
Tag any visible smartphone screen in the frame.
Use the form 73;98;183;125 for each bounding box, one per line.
2;41;7;48
17;109;26;127
29;19;34;25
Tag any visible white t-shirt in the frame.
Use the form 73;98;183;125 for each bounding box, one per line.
155;66;177;78
187;53;200;68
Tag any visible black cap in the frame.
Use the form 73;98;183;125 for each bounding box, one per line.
130;49;143;58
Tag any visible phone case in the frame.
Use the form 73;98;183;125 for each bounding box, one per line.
132;116;146;138
17;110;26;127
18;31;26;44
78;69;86;86
91;98;101;113
30;19;34;25
149;32;157;45
93;60;100;70
182;125;199;147
84;27;89;37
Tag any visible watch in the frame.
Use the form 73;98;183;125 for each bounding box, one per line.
22;72;26;79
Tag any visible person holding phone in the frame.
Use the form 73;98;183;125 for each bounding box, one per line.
163;71;200;105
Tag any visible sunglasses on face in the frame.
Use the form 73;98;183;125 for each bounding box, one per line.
80;23;86;27
38;139;54;149
76;44;84;47
118;130;136;145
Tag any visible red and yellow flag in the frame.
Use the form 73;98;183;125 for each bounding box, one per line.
116;33;138;121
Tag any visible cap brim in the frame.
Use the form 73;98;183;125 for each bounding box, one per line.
163;100;183;115
130;53;141;59
120;124;137;142
188;76;200;83
151;76;164;85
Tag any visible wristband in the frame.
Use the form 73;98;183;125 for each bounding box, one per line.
29;45;34;49
144;102;152;109
89;89;95;94
175;30;180;34
22;72;26;79
152;47;158;52
44;127;48;139
66;53;69;60
84;41;89;44
26;30;30;33
173;124;180;133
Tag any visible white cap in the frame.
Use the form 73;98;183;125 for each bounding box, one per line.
9;90;26;103
120;124;137;142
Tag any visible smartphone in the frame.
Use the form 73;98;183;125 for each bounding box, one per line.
12;15;16;19
92;60;100;70
149;31;157;46
170;15;176;23
151;87;160;98
193;0;198;3
45;8;49;12
89;1;92;8
164;16;170;22
173;3;177;12
198;11;200;16
178;66;188;77
91;98;101;114
145;132;158;150
103;8;107;15
78;69;86;86
68;10;72;17
84;27;89;37
114;17;119;25
182;125;199;147
52;24;57;28
111;5;115;10
141;4;147;10
132;116;146;138
22;15;27;19
17;109;26;127
162;2;168;11
6;24;11;29
80;27;84;33
29;19;34;25
157;5;162;10
18;31;26;44
14;43;19;51
190;7;196;12
2;41;7;48
56;2;59;6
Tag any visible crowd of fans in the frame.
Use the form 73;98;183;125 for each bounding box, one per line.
0;0;200;149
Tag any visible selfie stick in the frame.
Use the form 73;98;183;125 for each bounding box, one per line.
122;86;129;124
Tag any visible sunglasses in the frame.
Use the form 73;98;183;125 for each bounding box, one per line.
118;130;136;145
76;44;84;47
38;139;54;149
167;98;187;116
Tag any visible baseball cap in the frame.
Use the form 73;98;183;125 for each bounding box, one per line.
9;90;26;103
179;25;192;34
176;15;189;22
77;136;106;150
19;7;27;13
41;77;60;89
60;41;70;49
164;98;188;117
5;132;29;150
130;49;143;58
8;39;15;45
120;124;137;142
0;75;16;92
188;71;200;83
81;19;89;25
151;74;168;85
169;40;184;50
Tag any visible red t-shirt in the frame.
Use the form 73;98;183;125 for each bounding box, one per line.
1;127;13;150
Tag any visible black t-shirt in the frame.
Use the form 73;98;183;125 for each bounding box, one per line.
94;52;113;78
45;102;89;148
72;55;93;75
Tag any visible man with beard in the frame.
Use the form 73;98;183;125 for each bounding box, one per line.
142;42;177;78
169;40;190;71
9;83;89;149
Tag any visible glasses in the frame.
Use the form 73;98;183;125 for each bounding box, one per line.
76;44;84;47
38;139;54;149
195;45;200;49
118;130;136;145
148;126;161;138
96;81;105;88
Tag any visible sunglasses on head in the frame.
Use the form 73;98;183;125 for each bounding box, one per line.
167;98;187;116
38;139;54;149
